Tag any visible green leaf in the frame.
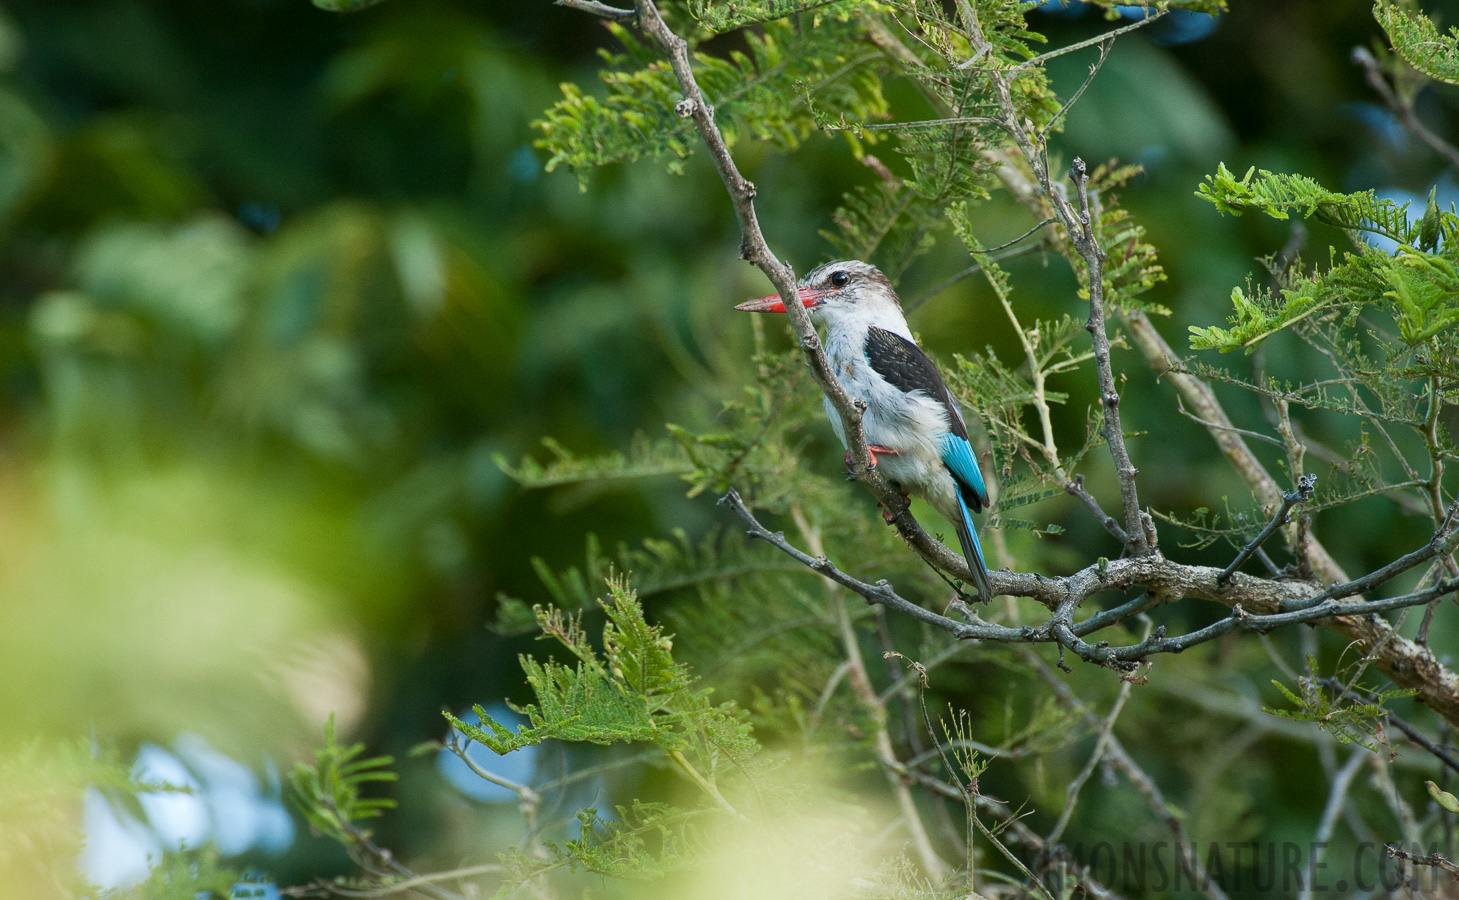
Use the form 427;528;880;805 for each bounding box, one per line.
289;713;398;845
1377;1;1459;85
1197;162;1424;244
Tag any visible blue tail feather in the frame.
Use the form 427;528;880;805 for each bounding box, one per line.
952;490;993;599
938;433;989;510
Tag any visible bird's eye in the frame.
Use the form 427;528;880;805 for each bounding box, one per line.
830;271;850;288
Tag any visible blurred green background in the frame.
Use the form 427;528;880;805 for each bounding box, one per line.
0;0;1453;895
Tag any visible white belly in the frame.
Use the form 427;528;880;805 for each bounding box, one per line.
821;392;963;526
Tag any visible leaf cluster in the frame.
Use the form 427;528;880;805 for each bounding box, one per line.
288;714;398;846
535;18;888;181
1264;656;1416;753
1193;166;1459;356
1376;0;1459;86
450;574;760;771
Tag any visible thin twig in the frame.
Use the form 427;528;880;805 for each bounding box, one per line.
1069;157;1148;554
1045;664;1137;844
1040;40;1111;139
1353;46;1459;173
1007;9;1169;71
1066;474;1130;544
904;243;1044;312
1176;396;1286;448
1386;844;1459;879
1218;474;1317;583
554;0;634;19
1296;748;1366;900
829;115;1001;131
970;217;1057;255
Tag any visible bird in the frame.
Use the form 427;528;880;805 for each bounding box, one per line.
735;260;993;599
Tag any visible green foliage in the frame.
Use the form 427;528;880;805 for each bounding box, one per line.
1376;0;1459;85
0;739;235;899
497;434;694;489
551;802;703;880
535;18;888;181
1263;656;1417;752
823;173;942;280
1196;159;1435;240
106;849;238;900
289;714;398;845
1192;164;1459;355
1197;163;1428;243
1087;161;1169;312
451;574;760;777
688;0;866;34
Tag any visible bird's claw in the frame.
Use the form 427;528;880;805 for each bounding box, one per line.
845;445;900;479
844;449;876;479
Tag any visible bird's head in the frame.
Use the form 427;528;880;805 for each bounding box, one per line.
734;260;900;322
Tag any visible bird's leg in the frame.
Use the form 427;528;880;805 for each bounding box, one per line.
878;490;912;523
844;444;900;478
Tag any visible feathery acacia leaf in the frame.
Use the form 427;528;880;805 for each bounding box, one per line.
1376;0;1459;85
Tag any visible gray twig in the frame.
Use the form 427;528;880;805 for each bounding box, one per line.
554;0;635;19
1065;474;1130;544
1006;9;1169;71
1297;748;1366;900
1218;474;1317;583
1385;844;1459;879
1069;157;1148;555
970;216;1057;255
1353;46;1459;173
720;489;1459;671
904;242;1044;312
1046;665;1137;844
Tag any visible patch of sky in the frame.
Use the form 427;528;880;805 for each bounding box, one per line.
80;735;294;890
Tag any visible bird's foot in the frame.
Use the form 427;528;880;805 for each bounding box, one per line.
847;445;901;480
878;492;912;523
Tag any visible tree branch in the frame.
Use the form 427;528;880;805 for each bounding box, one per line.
555;0;635;20
1386;844;1459;880
721;488;1459;672
959;2;1150;555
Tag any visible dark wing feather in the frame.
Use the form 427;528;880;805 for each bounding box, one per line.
863;326;987;511
863;326;969;440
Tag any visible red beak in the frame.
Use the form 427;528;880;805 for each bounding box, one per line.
734;287;822;313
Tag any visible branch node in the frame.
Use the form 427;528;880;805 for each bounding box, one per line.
674;97;696;118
